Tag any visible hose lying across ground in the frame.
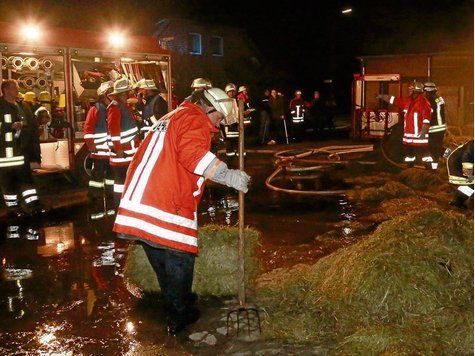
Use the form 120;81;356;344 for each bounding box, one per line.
265;145;375;195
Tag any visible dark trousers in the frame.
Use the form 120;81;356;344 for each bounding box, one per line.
111;164;129;208
142;243;195;317
429;131;445;162
89;158;114;201
0;163;38;210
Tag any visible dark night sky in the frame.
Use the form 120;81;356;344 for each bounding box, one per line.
0;0;473;98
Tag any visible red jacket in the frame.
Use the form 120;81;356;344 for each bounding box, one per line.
390;94;431;146
113;101;219;254
83;102;109;160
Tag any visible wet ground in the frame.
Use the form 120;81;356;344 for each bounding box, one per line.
0;134;385;355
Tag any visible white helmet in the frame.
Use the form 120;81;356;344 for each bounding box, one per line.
135;78;157;90
97;81;114;96
423;82;437;92
203;87;233;117
295;90;302;95
110;77;131;95
225;83;237;93
238;85;247;93
191;77;212;89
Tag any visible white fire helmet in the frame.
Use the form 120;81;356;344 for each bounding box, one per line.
191;77;212;89
409;81;424;93
225;83;237;93
203;87;233;119
97;81;114;96
238;85;247;93
424;82;437;92
110;77;131;95
135;78;157;90
295;90;302;96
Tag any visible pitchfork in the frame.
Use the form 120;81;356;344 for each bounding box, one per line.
226;100;262;338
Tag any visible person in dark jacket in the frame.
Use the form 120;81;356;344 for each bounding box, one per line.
135;79;168;140
424;82;446;170
447;140;473;209
17;93;42;168
0;80;47;218
267;88;286;144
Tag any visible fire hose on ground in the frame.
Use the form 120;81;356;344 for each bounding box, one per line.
265;145;375;195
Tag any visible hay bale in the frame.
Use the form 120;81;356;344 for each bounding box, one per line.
256;209;473;354
123;224;260;297
348;181;413;202
398;168;445;191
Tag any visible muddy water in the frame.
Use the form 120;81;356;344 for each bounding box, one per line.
0;149;377;354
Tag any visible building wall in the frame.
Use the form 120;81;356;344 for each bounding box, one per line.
155;19;265;101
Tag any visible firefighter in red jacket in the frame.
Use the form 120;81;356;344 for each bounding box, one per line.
83;81;115;219
106;78;139;208
113;87;250;335
377;81;432;167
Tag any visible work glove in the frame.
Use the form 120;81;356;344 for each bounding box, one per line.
205;158;251;193
223;169;251;193
375;94;384;100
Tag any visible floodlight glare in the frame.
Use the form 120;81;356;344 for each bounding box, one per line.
21;24;42;41
341;8;353;14
108;32;126;47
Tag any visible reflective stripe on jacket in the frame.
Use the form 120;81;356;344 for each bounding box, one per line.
107;100;139;166
0;99;25;168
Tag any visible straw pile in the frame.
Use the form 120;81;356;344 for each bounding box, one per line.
123;224;260;297
398;168;446;192
348;180;413;202
256;209;473;354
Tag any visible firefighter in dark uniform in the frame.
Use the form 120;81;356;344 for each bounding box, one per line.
136;78;168;140
447;140;473;209
83;81;115;219
0;79;47;218
424;82;446;170
223;83;239;159
106;78;139;208
289;89;306;142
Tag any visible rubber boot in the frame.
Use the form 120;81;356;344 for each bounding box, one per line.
449;190;468;209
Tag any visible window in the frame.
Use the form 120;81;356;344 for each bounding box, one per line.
159;37;174;50
211;36;223;56
188;33;202;55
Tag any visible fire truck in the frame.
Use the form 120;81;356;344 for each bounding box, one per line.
0;21;172;181
352;73;402;139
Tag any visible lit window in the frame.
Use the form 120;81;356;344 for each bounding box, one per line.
211;36;223;56
159;37;174;50
188;33;202;55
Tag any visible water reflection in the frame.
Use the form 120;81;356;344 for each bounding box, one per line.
201;194;239;226
0;211;138;354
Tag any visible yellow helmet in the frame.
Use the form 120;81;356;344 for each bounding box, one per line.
23;91;37;103
38;91;51;102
